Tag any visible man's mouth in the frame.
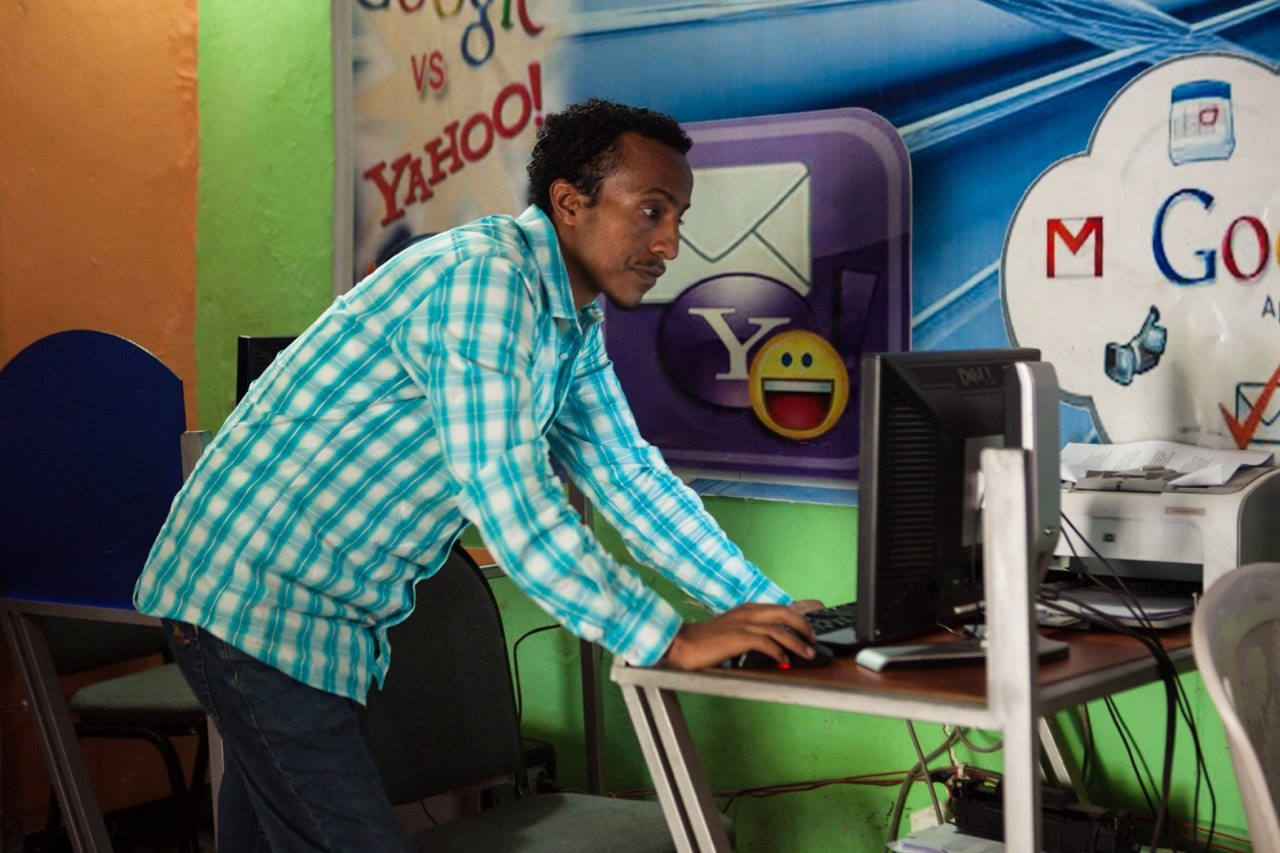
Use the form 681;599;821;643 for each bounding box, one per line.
635;263;665;283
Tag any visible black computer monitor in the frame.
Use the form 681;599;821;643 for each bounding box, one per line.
235;335;296;402
856;347;1059;645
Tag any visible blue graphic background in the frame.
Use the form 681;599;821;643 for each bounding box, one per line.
557;0;1280;452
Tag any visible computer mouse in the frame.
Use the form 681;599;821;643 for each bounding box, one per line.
725;639;835;670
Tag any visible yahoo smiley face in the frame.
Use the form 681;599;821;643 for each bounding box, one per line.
748;330;849;440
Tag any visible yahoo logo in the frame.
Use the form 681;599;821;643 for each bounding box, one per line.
657;274;818;409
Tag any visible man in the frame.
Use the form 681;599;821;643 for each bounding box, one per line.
135;98;820;850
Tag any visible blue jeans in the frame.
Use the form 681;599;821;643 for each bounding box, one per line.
164;620;413;852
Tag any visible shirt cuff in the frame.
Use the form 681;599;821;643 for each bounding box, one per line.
609;593;684;667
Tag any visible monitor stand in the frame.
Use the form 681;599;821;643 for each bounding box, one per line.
854;635;1069;672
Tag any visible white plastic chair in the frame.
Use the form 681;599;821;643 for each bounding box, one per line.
1192;561;1280;850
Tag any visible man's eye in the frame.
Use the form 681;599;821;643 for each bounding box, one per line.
641;207;659;219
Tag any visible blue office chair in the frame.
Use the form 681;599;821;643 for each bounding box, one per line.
359;544;735;851
0;330;207;852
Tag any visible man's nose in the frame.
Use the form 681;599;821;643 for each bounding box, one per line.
654;219;680;260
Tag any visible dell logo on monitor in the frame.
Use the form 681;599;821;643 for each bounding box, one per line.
956;366;1000;389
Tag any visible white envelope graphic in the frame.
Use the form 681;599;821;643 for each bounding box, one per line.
1235;382;1280;443
646;162;811;303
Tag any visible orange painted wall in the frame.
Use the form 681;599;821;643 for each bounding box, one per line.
0;0;199;427
0;0;200;837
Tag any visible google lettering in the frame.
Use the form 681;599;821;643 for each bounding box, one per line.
354;0;542;67
1152;188;1276;285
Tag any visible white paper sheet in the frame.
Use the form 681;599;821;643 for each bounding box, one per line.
1060;439;1272;487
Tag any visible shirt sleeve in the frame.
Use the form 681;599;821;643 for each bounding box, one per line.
388;256;685;666
546;322;792;613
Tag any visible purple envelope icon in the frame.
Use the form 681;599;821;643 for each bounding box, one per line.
604;108;911;484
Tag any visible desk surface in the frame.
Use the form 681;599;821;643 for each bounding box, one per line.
613;627;1193;729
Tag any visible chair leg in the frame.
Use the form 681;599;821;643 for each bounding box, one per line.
188;728;210;838
78;726;202;853
43;788;65;849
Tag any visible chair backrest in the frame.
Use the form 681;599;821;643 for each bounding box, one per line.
0;330;186;609
39;616;170;676
1192;562;1280;850
358;545;525;805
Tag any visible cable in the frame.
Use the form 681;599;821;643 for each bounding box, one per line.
883;726;963;849
1059;510;1219;852
906;721;946;824
1048;511;1219;851
1038;591;1180;850
1057;513;1161;633
1101;696;1158;818
511;623;562;726
714;770;912;815
951;726;1002;755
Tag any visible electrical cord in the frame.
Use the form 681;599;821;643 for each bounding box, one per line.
882;725;963;849
906;720;946;824
1046;511;1218;852
1058;510;1218;851
511;622;562;727
712;769;911;815
1101;695;1159;817
1037;590;1180;849
950;725;1002;754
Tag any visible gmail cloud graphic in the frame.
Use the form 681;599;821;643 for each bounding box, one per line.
1003;53;1280;449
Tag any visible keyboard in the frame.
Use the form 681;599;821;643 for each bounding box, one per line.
804;602;863;656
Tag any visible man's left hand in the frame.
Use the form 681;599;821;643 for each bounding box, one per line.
788;598;826;615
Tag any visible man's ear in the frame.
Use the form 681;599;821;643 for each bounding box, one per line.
548;179;585;226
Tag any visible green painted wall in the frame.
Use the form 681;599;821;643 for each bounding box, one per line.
196;5;1249;850
196;0;335;430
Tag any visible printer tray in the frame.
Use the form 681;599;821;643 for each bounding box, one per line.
1051;587;1193;629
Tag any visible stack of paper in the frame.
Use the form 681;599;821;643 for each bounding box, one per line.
1060;439;1272;488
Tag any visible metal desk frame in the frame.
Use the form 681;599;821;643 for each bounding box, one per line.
612;449;1195;851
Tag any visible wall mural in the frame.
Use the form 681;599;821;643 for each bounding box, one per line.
338;0;1280;499
1005;52;1280;450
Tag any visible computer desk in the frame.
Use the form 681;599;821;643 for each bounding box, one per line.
611;448;1197;852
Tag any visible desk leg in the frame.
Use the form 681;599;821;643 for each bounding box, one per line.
981;449;1042;853
1039;714;1089;805
619;683;730;853
0;611;111;852
579;638;605;794
1001;695;1039;853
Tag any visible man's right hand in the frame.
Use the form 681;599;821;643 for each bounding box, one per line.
661;603;818;671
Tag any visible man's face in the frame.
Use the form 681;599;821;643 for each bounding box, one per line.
552;133;693;311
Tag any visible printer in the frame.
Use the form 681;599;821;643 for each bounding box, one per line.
1052;465;1280;594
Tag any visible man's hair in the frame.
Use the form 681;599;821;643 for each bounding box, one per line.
526;98;692;213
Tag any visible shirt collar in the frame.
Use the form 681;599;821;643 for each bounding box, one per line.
516;205;580;323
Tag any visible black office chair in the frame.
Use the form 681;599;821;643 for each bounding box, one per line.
359;545;734;851
39;618;209;853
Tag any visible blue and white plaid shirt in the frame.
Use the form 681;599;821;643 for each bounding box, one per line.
134;206;789;701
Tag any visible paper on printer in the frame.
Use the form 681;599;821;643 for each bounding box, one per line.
1060;439;1272;488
